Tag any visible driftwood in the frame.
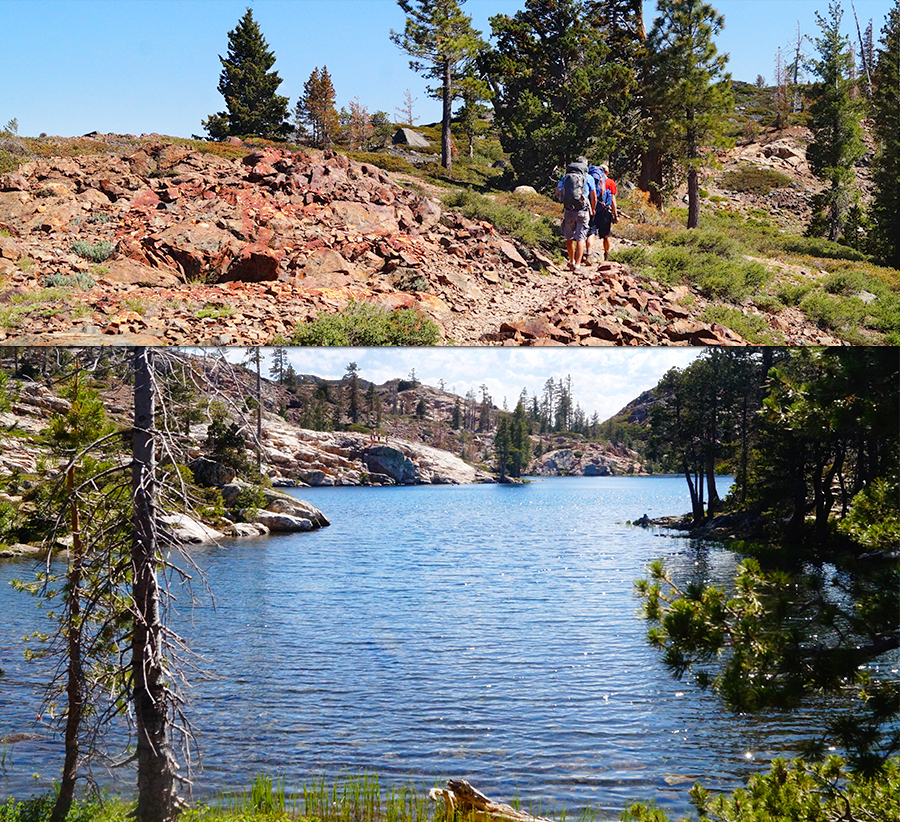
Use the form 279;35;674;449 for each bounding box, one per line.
428;780;555;822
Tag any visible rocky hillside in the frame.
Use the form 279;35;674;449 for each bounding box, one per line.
0;133;855;347
530;438;646;477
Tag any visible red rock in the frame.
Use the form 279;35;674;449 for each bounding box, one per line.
497;239;527;267
104;258;180;287
219;244;283;284
587;317;622;342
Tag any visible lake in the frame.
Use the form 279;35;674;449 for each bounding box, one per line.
0;476;824;818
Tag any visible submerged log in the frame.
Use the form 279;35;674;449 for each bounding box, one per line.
428;780;555;822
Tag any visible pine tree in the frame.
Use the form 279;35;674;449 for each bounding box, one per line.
868;0;900;269
645;0;733;229
390;0;486;170
202;8;290;141
806;1;866;243
296;66;339;148
344;362;360;424
481;0;616;188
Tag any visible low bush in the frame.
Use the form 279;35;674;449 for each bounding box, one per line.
663;228;744;258
346;150;417;175
719;165;793;195
70;240;115;263
637;240;771;302
607;246;650;267
40;272;95;290
700;305;782;344
776;235;867;262
799;290;864;332
822;268;868;296
290;300;441;346
441;189;557;250
777;281;814;306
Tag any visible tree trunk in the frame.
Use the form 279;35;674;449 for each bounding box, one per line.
686;122;700;229
51;468;84;822
683;461;704;524
131;348;180;822
638;146;664;207
687;166;700;228
828;178;842;242
442;58;453;171
705;449;720;517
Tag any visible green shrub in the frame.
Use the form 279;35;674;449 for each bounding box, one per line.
799;290;863;331
40;272;95;290
776;281;814;306
441;188;557;249
647;245;694;286
664;228;744;258
777;235;867;262
719;165;793;195
70;240;115;262
700;305;782;344
644;243;771;302
615;222;674;244
752;293;785;313
822;268;868;296
290;300;441;346
346;422;371;434
607;246;650;267
346;150;417;175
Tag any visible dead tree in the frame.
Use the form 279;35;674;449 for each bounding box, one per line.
132;346;181;822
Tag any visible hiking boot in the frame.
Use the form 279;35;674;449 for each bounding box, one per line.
572;263;582;273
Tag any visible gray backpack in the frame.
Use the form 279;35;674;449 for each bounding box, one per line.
561;162;589;211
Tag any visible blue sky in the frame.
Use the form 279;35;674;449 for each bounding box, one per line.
3;0;893;140
221;346;702;421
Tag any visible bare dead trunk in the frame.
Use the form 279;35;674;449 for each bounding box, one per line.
430;780;554;822
132;347;180;822
50;468;84;822
442;58;453;171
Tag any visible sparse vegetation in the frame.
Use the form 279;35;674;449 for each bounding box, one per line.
699;305;782;344
70;240;115;263
719;165;794;194
290;300;440;346
441;189;558;251
40;272;96;290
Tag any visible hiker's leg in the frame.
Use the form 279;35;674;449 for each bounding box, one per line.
603;236;611;260
574;239;586;265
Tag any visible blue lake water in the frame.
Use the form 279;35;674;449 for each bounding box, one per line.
0;476;824;817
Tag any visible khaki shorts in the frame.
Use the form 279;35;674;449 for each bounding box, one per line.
561;208;590;241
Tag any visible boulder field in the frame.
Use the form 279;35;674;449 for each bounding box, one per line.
0;135;843;346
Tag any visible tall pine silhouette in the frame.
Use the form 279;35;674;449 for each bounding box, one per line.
202;7;290;141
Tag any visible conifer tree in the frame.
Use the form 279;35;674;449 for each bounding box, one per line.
390;0;486;170
868;0;900;269
481;0;615;188
645;0;733;228
806;2;865;243
296;66;339;148
202;8;290;140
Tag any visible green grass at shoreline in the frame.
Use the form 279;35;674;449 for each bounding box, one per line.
4;758;900;822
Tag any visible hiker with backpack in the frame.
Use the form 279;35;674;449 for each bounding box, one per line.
586;163;619;262
555;156;597;273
